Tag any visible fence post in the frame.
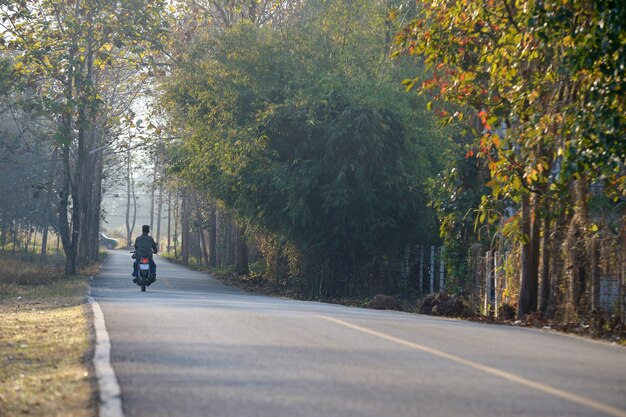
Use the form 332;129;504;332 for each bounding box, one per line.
590;238;597;313
430;246;435;294
494;251;500;317
439;246;445;292
419;246;424;294
473;245;482;310
617;244;626;323
484;251;493;315
402;244;410;284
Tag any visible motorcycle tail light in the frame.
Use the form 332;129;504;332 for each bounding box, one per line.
141;258;149;264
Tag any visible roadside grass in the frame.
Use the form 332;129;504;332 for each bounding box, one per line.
0;255;97;417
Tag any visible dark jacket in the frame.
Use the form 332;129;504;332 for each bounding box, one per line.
134;233;157;259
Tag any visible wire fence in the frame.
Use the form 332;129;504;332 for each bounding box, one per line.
467;236;625;322
396;233;625;325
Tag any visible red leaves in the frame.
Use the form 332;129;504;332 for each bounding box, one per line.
422;77;438;89
478;110;492;130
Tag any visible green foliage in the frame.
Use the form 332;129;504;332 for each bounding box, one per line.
396;0;626;316
428;154;490;287
0;56;59;239
396;0;626;212
245;88;427;257
0;0;171;272
522;0;626;202
162;1;445;295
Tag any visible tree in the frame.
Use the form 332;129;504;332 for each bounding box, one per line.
0;56;60;258
161;0;445;295
184;0;302;28
396;0;625;318
1;0;169;273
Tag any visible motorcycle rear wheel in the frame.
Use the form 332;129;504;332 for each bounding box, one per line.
141;284;146;292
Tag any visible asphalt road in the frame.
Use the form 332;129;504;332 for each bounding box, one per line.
92;249;626;417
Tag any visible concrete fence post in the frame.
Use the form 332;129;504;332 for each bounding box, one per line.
430;246;435;294
484;251;493;315
419;246;424;294
439;246;445;292
494;251;500;317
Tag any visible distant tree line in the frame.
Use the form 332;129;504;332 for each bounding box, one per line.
2;0;623;327
0;0;169;272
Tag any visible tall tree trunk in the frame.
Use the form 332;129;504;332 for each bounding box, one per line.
125;136;137;247
529;194;541;312
167;191;171;253
24;226;32;257
58;144;77;275
226;216;235;266
57;24;78;274
81;146;101;264
70;4;95;270
564;177;591;320
181;191;190;264
12;225;17;257
539;212;551;314
31;229;38;254
40;147;58;263
125;142;132;246
57;44;83;275
130;175;138;243
194;193;210;268
196;229;203;268
89;155;103;260
77;147;94;264
0;221;4;253
69;130;84;272
156;181;163;251
173;192;179;259
517;193;539;319
150;156;157;229
0;208;7;251
235;225;249;275
208;200;217;267
214;209;221;266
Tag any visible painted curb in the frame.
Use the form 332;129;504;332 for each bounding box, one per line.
88;285;124;417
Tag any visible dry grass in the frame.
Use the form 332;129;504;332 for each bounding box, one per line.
0;256;96;417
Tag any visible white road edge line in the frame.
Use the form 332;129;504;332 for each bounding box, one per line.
318;315;626;417
88;284;124;417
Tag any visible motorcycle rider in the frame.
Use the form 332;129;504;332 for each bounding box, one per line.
132;225;157;284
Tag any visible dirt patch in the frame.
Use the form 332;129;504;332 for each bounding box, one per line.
419;292;473;317
367;294;404;311
217;272;308;300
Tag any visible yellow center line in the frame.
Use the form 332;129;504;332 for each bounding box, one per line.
318;315;626;417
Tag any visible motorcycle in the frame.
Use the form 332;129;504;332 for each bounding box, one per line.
131;251;153;292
